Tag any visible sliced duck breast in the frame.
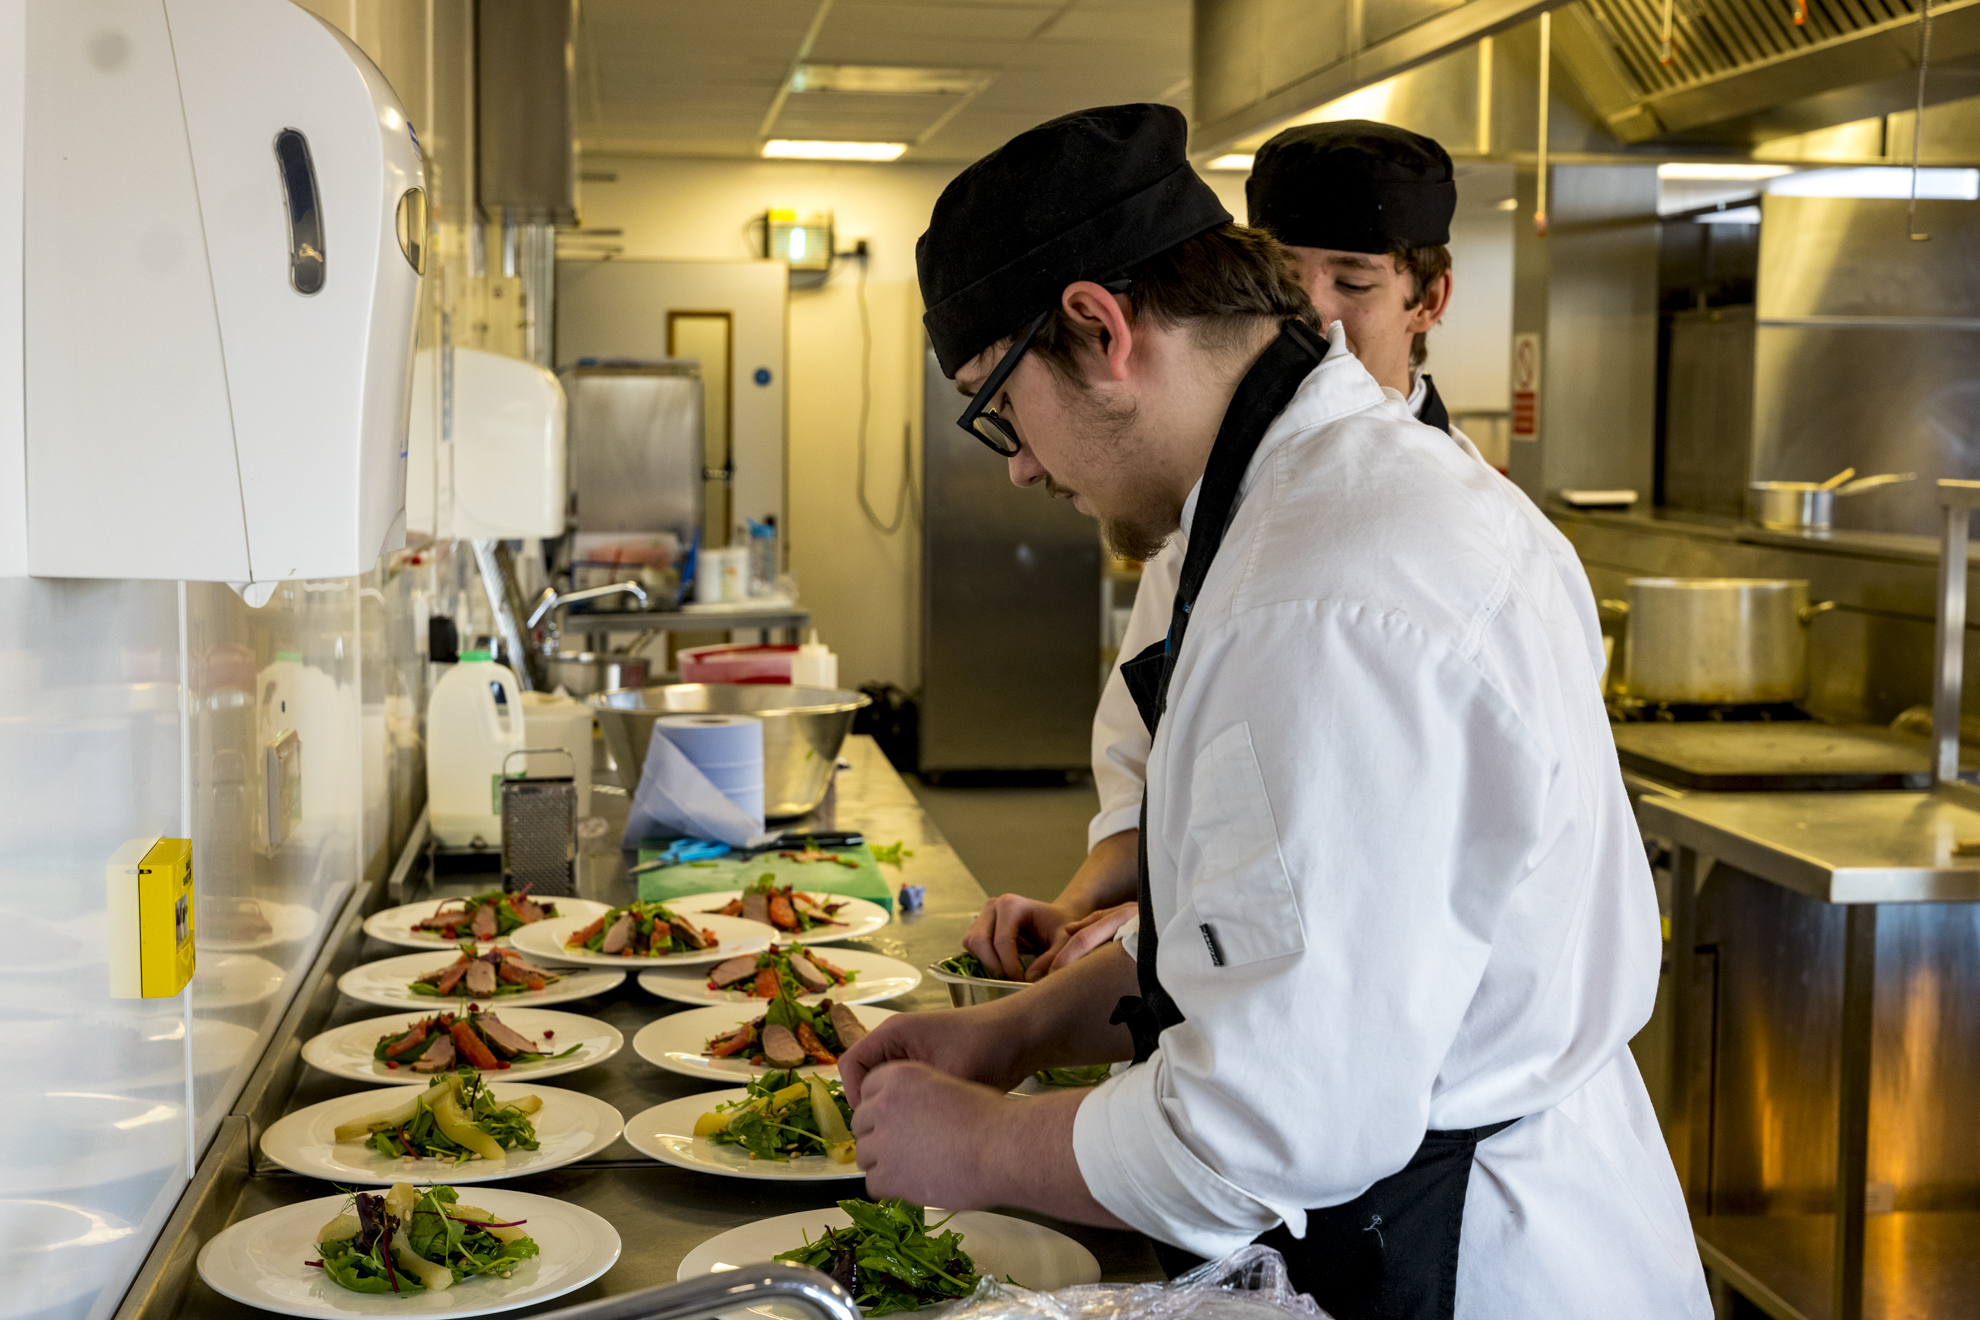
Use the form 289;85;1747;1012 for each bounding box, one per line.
435;961;471;995
826;1000;867;1050
708;955;761;988
478;1014;538;1058
412;1034;456;1073
742;891;770;925
669;918;710;951
787;954;831;993
600;912;636;954
470;904;499;941
464;959;497;997
761;1023;807;1068
705;1024;756;1057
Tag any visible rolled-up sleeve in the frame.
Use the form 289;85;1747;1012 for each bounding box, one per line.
1090;541;1182;850
1072;600;1554;1253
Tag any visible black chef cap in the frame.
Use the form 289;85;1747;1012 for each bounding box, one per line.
1246;120;1455;253
918;103;1231;377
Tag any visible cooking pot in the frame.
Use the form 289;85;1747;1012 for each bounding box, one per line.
1613;577;1834;704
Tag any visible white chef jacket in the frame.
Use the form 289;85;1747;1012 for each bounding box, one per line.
1069;331;1709;1316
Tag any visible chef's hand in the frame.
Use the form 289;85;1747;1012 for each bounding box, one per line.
839;1005;1027;1106
963;894;1074;980
853;1061;1016;1207
1024;901;1137;981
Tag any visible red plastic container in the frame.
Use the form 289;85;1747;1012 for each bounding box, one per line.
677;643;797;685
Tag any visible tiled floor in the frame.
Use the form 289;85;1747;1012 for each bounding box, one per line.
908;775;1100;904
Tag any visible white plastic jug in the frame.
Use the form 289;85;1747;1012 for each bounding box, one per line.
520;690;594;817
426;651;527;847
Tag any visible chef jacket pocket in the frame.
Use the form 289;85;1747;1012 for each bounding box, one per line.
1185;721;1306;967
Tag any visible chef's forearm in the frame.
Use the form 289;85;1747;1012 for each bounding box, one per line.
1054;829;1140;919
976;1088;1131;1230
980;941;1138;1070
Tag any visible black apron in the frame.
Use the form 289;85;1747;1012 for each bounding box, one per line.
1107;327;1514;1320
1416;373;1451;437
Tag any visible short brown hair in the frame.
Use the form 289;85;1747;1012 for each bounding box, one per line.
1394;244;1452;370
1020;223;1317;385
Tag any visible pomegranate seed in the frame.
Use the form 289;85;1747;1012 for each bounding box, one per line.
385;1061;398;1069
542;1029;554;1037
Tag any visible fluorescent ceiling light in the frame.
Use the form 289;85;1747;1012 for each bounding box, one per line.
1658;163;1792;180
1206;154;1254;171
789;65;993;96
1694;205;1763;224
762;140;907;162
1766;166;1979;199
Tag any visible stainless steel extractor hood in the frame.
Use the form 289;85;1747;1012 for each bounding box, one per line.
478;0;579;223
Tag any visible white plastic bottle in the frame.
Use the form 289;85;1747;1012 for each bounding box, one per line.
426;650;527;847
790;629;839;691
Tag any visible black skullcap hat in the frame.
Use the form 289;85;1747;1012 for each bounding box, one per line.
1247;120;1455;253
917;103;1231;376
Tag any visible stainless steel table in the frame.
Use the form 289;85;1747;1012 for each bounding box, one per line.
1637;790;1980;1320
120;738;1159;1320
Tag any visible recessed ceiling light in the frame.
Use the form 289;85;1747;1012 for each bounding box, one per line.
1206;154;1254;171
788;65;994;96
763;140;907;162
1657;163;1793;180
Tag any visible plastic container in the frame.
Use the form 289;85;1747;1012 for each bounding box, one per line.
520;690;594;817
426;650;527;847
677;643;797;684
790;630;838;689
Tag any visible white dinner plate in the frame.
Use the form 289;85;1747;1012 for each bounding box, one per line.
8;1091;186;1193
363;898;613;952
631;1003;896;1084
302;1009;624;1085
198;952;288;1009
197;1187;621;1317
0;1199;139;1316
636;948;920;1008
622;1088;865;1182
510;911;770;969
15;1014;260;1093
200;899;322;952
678;1207;1099;1317
259;1081;622;1186
337;950;625;1012
669;890;891;947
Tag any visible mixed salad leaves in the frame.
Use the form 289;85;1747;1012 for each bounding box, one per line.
410;890;559;943
373;1006;578;1074
1032;1065;1113;1088
869;840;913;869
334;1070;542;1164
705;943;856;999
775;1199;981;1315
695;1068;857;1163
410;944;564;999
566;901;718;957
704;984;868;1068
935;951;1033;981
713;874;849;933
310;1182;538;1296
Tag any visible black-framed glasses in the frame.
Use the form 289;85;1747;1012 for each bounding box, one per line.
956;310;1048;457
956;279;1131;457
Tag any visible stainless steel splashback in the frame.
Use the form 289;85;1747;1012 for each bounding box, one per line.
1751;194;1980;538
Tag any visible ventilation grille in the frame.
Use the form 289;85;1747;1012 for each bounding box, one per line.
1577;0;1922;97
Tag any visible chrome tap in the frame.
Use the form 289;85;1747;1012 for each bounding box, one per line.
528;580;649;653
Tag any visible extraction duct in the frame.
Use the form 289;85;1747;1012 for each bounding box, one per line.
477;0;577;223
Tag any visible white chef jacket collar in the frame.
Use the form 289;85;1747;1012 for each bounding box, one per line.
1178;319;1387;541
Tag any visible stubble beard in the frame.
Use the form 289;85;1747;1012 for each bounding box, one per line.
1045;387;1180;563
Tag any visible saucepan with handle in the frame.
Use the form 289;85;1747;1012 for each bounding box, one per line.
1748;469;1914;531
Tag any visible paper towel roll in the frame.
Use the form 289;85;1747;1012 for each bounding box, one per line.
652;713;763;819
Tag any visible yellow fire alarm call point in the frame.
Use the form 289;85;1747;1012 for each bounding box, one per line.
107;837;195;998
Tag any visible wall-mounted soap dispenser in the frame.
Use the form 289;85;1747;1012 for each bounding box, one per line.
2;0;424;583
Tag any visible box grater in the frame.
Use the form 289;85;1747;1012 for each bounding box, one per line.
501;749;577;898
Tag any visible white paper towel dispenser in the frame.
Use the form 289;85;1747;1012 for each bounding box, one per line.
4;0;423;582
407;347;568;540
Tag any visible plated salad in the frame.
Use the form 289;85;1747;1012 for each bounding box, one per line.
713;874;850;933
695;1068;856;1164
567;901;717;957
310;1182;538;1296
775;1199;980;1315
333;1070;542;1164
374;1006;578;1075
706;944;855;999
410;890;560;943
410;944;564;999
704;986;868;1067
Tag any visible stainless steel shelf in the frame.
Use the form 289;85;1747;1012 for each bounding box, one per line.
1696;1212;1980;1320
1636;790;1980;904
567;607;811;633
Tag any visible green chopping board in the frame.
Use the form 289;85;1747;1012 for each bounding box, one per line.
636;842;895;913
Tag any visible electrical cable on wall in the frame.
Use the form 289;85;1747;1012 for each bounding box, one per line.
850;247;914;534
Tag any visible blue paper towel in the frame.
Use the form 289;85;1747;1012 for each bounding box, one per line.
622;713;768;849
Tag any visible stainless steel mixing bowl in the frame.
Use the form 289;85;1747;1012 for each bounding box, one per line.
587;683;870;820
926;962;1031;1007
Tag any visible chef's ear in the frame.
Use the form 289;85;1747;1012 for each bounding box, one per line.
1059;281;1135;384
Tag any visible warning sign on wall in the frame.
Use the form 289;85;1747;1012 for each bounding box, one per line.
1511;332;1541;442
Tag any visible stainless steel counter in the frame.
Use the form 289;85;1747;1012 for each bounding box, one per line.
120;737;1160;1320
